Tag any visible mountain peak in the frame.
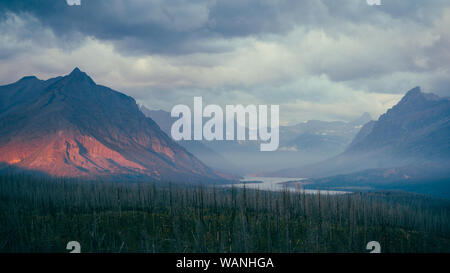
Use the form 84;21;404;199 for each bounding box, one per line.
406;86;421;94
403;86;423;98
351;112;372;125
67;67;95;84
17;75;39;83
398;86;441;108
70;67;82;74
348;85;449;156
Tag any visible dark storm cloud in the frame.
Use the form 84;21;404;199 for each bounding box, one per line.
1;0;449;123
0;0;447;55
0;0;211;54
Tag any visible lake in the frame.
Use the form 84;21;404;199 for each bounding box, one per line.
227;176;350;195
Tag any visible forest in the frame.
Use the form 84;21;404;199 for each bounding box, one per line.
0;173;449;253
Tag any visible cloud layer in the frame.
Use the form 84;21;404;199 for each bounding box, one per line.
0;0;449;124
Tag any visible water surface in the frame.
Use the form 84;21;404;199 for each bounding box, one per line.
229;176;349;195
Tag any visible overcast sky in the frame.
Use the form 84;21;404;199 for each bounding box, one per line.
1;0;449;124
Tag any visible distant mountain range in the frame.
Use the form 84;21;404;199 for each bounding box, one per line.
139;106;239;174
268;87;450;197
0;68;231;183
279;112;372;154
141;107;371;174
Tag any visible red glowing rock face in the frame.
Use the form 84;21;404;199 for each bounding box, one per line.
0;68;228;183
0;132;148;177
